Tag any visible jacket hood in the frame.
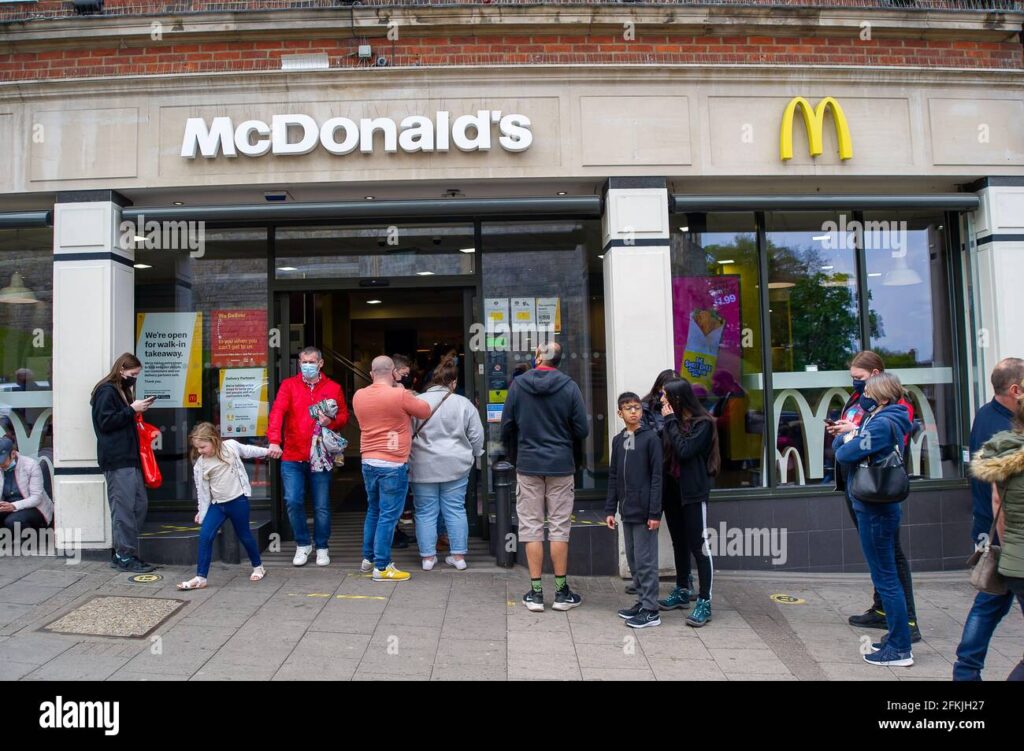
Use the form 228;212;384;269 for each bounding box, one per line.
971;430;1024;483
514;368;573;396
868;403;912;435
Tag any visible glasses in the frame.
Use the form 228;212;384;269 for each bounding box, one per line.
620;405;642;412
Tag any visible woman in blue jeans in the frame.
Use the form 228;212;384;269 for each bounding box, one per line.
409;358;484;571
833;372;914;667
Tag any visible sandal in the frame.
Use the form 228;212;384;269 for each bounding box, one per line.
176;576;207;591
250;565;266;582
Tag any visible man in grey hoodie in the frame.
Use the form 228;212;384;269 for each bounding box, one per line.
500;342;590;612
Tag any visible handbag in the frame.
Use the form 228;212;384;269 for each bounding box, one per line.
848;416;909;504
135;413;162;489
966;487;1008;595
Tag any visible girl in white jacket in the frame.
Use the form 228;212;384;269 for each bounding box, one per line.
177;422;270;590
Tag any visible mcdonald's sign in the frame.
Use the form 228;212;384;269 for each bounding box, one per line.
779;96;853;162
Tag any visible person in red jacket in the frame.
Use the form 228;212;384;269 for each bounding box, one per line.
267;346;348;567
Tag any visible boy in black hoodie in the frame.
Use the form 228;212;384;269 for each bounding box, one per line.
605;392;663;628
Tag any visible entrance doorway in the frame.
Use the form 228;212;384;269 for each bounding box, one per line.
272;285;487;561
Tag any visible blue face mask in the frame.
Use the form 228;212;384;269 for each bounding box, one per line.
858;395;878;412
852;378;866;393
452;355;459;367
300;363;319;380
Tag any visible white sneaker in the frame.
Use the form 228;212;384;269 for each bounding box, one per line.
360;558;374;573
445;555;468;571
292;545;312;566
316;548;330;567
422;556;437;571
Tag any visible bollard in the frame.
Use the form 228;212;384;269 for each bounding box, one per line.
493;460;515;568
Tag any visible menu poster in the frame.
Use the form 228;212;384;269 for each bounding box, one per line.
135;312;203;408
219;368;269;437
672;276;742;394
212;309;268;367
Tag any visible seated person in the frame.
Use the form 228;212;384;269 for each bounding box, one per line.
0;437;53;532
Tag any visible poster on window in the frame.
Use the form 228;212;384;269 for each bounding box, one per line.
484;298;511;333
510;297;536;332
135;312;203;407
535;297;561;334
219;368;268;437
672;276;742;395
211;309;267;367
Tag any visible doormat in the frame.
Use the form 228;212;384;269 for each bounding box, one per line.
43;596;185;639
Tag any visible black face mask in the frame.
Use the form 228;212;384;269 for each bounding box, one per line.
399;375;412;388
852;378;866;393
122;375;137;387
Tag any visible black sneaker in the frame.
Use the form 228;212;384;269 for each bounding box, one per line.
113;555;156;573
553;587;583;611
624;582;638;595
522;590;544;612
617;602;643;620
909;619;922;644
625;608;661;629
848;607;888;629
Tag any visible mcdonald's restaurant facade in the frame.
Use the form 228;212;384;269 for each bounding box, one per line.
1;5;1023;575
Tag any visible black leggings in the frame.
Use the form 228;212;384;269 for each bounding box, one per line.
845;496;917;620
662;475;713;601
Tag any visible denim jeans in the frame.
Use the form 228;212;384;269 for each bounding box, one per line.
412;473;470;558
362;463;409;570
197;495;262;578
953;589;1024;680
281;460;332;550
854;500;911;654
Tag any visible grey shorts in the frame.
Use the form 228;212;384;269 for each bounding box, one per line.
515;473;574;543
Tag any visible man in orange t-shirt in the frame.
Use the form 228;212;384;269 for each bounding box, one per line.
353;355;432;582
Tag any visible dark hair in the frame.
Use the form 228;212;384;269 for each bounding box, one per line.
663;378;709;420
992;357;1024;395
617;391;641;409
431;343;457;366
429;357;459;390
392;354;411;370
643;369;680;409
299;346;323;360
91;352;142;402
849;350;886;374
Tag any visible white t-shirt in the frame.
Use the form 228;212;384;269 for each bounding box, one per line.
199;454;245;503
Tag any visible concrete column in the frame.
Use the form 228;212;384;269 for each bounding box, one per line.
969;178;1024;403
52;190;134;551
601;177;675;578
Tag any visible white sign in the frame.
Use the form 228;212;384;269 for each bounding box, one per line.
510;298;536;332
181;111;533;159
135;313;203;408
219;368;268;438
484;298;511;333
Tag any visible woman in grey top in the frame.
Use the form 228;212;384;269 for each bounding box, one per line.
409;358;484;570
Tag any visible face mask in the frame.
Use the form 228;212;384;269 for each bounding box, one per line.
399;375;412;388
451;355;459;367
122;375;137;387
300;363;319;380
859;395;878;412
852;379;866;393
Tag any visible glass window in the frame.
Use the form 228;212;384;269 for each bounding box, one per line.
863;210;958;479
481;221;606;493
0;228;54;491
135;228;270;506
671;213;765;488
275;224;475;280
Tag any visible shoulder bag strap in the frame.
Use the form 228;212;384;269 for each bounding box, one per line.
413;390;453;439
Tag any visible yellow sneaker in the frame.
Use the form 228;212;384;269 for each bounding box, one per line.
372;563;411;582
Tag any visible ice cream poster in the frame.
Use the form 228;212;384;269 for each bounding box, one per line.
672;276;742;393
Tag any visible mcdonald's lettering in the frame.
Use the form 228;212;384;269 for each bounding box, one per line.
779;96;853;161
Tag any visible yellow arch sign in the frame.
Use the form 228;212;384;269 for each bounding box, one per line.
780;96;853;161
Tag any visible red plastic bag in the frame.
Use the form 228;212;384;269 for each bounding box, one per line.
136;413;163;489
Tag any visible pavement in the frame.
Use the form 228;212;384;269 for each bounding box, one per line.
0;555;1020;681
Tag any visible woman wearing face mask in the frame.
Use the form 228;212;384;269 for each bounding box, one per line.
90;353;157;573
833;373;915;667
828;350;920;640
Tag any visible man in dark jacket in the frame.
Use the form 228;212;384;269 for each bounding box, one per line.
501;342;589;613
954;357;1024;680
604;392;662;628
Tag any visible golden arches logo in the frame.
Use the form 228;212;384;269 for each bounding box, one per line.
779;96;853;162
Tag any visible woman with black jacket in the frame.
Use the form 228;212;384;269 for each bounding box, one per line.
90;353;157;573
660;378;720;627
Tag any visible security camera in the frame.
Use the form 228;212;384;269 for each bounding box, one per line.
432;236;442;246
375;56;389;67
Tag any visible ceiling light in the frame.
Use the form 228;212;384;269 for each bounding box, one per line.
277;266;298;272
367;299;382;304
0;273;39;304
679;226;689;232
459;247;475;254
133;263;152;270
417;271;434;276
767;281;795;289
718;259;735;265
364;196;375;200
